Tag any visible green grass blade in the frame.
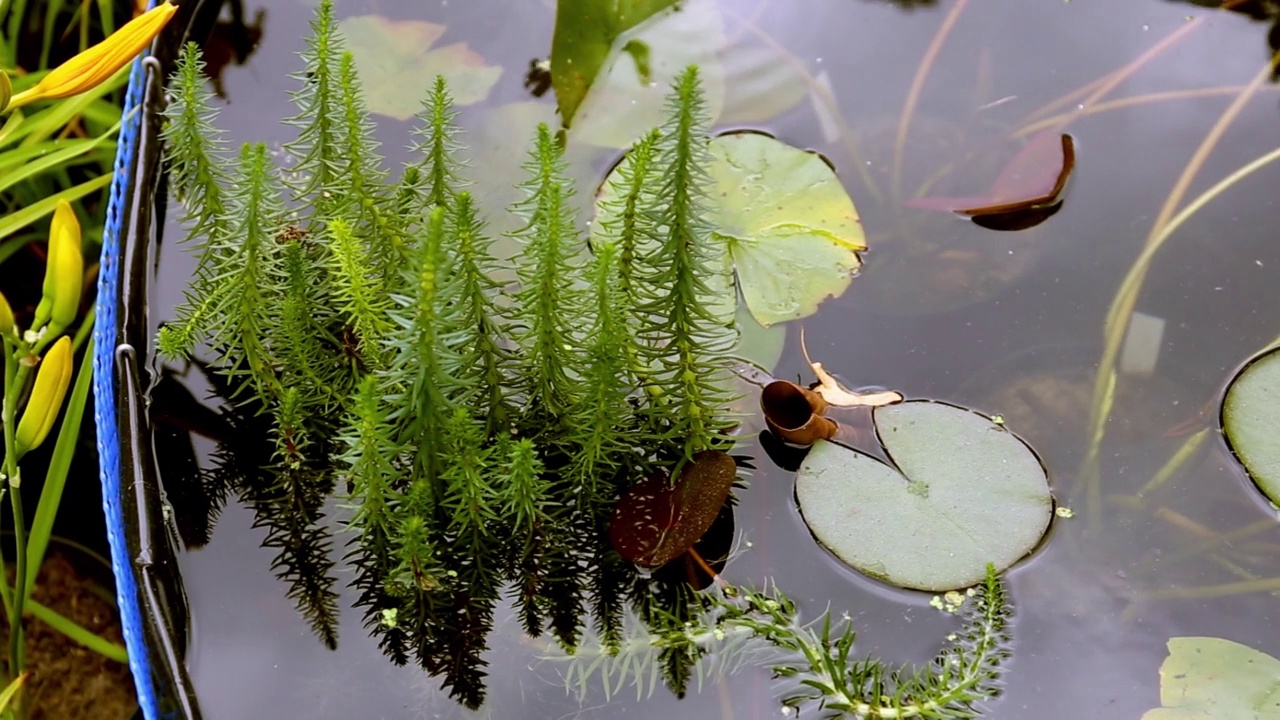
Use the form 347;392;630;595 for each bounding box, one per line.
24;334;93;602
0;132;116;195
0;673;26;712
0;173;111;242
27;597;128;663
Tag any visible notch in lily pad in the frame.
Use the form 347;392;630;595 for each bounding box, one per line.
609;450;738;569
795;400;1053;591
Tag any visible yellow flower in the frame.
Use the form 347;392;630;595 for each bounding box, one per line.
15;336;73;456
5;2;178;111
33;201;83;337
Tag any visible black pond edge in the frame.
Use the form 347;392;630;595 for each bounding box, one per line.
94;2;226;719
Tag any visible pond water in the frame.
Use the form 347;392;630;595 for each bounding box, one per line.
148;0;1280;718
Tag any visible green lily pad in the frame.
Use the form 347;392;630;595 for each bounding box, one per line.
565;0;726;149
550;0;678;130
707;132;865;327
339;15;502;121
794;400;1052;591
1223;347;1280;505
1141;637;1280;719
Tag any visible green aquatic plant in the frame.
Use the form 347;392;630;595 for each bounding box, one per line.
160;2;741;704
158;3;1017;714
557;566;1011;718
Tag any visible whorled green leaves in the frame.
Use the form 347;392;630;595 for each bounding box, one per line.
795;400;1052;591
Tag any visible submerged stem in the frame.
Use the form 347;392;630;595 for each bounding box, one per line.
1082;57;1280;523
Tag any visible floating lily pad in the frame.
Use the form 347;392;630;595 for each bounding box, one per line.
339;15;502;120
707;132;865;327
610;450;737;568
795;400;1051;591
1222;347;1280;505
1141;637;1280;719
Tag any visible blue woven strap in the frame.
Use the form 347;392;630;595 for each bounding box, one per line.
92;13;161;720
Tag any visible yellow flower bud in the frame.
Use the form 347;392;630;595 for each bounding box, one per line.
0;292;13;339
15;336;73;455
6;2;177;111
34;201;83;337
0;71;11;114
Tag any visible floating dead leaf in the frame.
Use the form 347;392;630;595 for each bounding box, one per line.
904;131;1076;232
800;328;904;408
652;502;735;591
609;450;738;568
761;380;838;447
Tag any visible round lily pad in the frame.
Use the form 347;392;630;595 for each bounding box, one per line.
706;132;865;328
795;400;1052;591
1142;637;1280;719
1222;347;1280;505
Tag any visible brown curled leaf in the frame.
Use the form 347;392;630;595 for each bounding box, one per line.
762;380;838;446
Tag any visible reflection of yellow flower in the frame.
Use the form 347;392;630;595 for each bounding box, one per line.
15;336;73;456
6;2;177;111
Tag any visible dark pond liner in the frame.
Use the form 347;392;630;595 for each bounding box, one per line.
93;1;225;718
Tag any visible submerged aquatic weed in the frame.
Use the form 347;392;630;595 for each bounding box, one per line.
555;566;1011;719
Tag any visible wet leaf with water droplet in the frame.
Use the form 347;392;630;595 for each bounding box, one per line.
707;132;865;327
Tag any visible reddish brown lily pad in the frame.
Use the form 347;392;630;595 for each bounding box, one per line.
609;450;737;568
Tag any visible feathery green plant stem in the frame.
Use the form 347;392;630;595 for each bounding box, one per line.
510;123;587;429
416;75;465;208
